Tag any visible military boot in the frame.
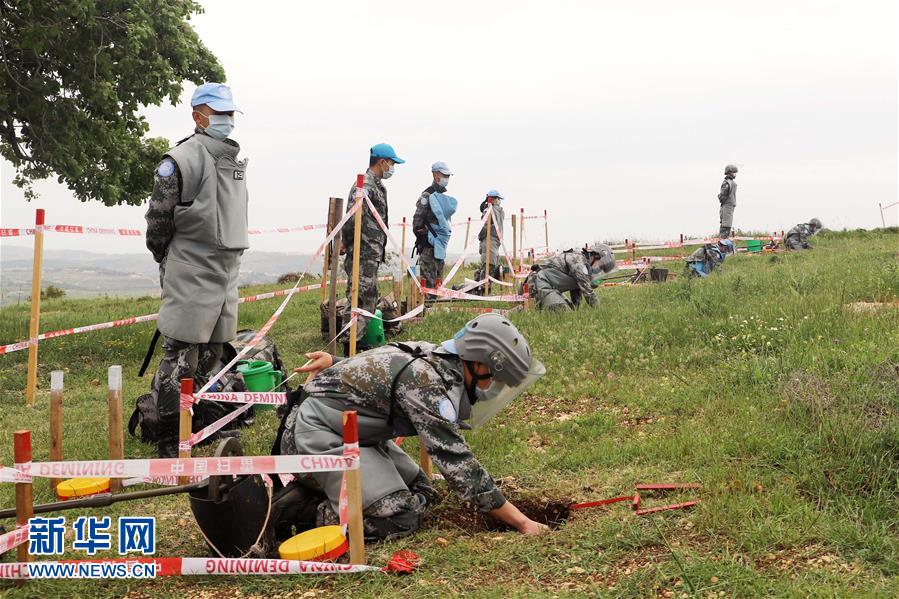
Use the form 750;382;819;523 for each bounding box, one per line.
156;415;180;458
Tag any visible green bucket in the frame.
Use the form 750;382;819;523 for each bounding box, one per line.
360;309;386;349
746;239;763;253
236;360;282;410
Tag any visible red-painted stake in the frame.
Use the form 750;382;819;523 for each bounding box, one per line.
635;500;699;516
14;430;34;566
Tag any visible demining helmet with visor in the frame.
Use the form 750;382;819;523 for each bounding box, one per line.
446;313;545;429
808;218;823;232
585;242;618;276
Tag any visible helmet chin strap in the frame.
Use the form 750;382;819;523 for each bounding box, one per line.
463;361;492;405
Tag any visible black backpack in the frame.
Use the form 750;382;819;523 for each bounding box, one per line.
129;329;289;445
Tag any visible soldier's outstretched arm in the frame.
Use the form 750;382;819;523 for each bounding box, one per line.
144;158;181;264
568;255;598;307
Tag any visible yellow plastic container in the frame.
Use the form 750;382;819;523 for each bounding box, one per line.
278;525;348;561
55;477;110;500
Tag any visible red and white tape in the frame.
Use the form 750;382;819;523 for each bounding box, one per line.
4;453;357;484
1;223;330;238
0;525;29;555
0;557;381;579
422;285;526;303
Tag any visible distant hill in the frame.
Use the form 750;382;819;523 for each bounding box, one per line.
0;245;323;305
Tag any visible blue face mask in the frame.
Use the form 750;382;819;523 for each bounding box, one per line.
203;114;235;140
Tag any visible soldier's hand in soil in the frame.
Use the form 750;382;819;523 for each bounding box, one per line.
294;351;334;382
519;519;550;536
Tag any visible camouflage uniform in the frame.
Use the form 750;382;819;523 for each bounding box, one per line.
150;337;224;419
533;251;598;311
341;169;388;345
718;175;737;238
479;202;505;270
281;342;506;540
784;223;815;250
685;244;724;277
412;184;446;288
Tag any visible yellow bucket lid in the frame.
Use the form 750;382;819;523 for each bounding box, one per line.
278;525;348;561
56;477;110;499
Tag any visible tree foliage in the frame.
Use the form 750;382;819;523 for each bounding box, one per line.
0;0;225;205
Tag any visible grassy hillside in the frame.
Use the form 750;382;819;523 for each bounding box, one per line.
0;230;897;597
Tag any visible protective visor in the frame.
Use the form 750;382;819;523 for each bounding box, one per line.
468;358;546;429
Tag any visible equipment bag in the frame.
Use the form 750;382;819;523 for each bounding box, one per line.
129;329;290;445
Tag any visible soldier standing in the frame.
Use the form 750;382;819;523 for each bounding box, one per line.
340;143;403;353
144;83;248;457
412;161;456;290
530;243;616;311
718;164;739;239
784;218;823;249
477;190;505;283
282;314;549;540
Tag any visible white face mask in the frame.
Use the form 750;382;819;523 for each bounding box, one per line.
437;176;449;189
198;113;235;140
381;162;395;179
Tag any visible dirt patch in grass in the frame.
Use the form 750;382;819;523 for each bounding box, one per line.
429;495;571;533
849;301;899;313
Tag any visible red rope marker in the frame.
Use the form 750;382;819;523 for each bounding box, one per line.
635;500;699;516
383;550;419;574
632;492;641;511
634;483;700;491
568;495;634;511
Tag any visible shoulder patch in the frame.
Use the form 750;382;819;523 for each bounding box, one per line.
438;398;457;422
579;265;589;276
156;159;176;178
420;196;429;206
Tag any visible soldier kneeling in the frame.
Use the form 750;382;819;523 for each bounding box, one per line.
280;314;548;541
784;218;823;250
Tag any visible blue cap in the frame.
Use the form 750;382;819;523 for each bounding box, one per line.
431;161;452;175
486;189;503;199
370;143;405;164
190;83;242;113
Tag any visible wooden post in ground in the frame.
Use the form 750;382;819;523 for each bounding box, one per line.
544;209;549;253
519;208;525;272
327;197;343;355
107;366;124;493
14;430;34;567
464;217;471;249
321;198;338;305
485;200;493;296
343;411;365;565
879;203;886;227
420;444;432;478
400;216;408;306
511;214;517;278
49;371;63;491
348;175;365;357
178;378;193;484
26;208;45;406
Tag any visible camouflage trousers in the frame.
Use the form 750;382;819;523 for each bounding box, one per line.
342;252;380;340
784;237;808;250
416;245;445;289
719;203;735;238
534;268;577;312
316;486;429;542
151;336;223;419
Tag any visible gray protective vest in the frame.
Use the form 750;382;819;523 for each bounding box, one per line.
721;177;737;206
158;134;249;344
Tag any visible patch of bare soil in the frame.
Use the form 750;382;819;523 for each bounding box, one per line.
428;493;571;533
849;301;899;314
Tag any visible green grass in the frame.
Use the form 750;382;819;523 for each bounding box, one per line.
1;229;897;597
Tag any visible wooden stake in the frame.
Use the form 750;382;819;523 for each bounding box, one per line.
327;197;343;355
320;198;337;304
464;217;471;249
107;366;124;493
400;216;408;306
343;411;365;565
544;209;549;252
519;208;525;272
49;371;63;491
511;214;517;277
178;378;193;484
879;203;886;227
419;443;432;478
348;175;364;357
14;430;34;567
26;208;45;406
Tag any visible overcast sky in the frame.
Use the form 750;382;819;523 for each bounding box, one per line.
1;0;896;258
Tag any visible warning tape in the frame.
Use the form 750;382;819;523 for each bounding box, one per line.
3;453;358;484
194;391;288;406
0;557;382;579
422;285;526;303
0;223;330;238
0;525;28;555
